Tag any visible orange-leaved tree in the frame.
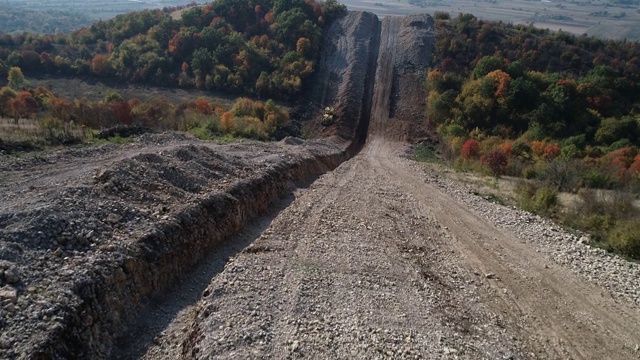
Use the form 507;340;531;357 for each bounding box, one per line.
461;138;480;159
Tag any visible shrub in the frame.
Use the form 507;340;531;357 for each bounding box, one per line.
235;116;268;140
516;182;558;215
541;159;580;191
607;220;640;259
506;157;527;177
499;140;513;156
483;150;508;176
522;165;537;179
220;111;235;133
479;136;502;155
413;143;439;163
581;165;619;189
629;157;640;174
544;143;561;159
512;140;532;159
608;138;632;152
444;123;466;138
532;186;558;212
449;136;465;158
461;138;480;159
530;140;547;157
561;143;582;159
434;11;451;20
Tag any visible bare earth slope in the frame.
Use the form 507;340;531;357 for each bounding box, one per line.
174;15;640;360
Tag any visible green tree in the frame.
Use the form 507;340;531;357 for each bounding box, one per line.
7;66;25;89
473;55;505;79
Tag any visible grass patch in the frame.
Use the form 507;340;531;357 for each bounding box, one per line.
1;117;87;152
104;134;134;145
515;182;559;216
607;220;640;259
413;143;440;163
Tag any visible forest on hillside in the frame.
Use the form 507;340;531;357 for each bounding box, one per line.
428;12;640;178
426;12;640;258
0;0;347;100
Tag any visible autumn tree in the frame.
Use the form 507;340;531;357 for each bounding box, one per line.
483;150;508;177
7;67;25;89
91;54;112;76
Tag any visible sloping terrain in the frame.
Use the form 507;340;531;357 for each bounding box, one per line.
2;11;640;360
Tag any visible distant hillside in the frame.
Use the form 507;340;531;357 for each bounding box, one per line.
1;0;199;32
0;7;94;34
0;0;347;100
430;12;640;133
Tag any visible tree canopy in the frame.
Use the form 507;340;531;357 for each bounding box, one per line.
0;0;347;100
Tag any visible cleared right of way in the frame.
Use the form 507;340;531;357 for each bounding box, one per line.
170;15;640;360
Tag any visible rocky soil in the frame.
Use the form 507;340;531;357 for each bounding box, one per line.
2;10;640;360
0;134;351;358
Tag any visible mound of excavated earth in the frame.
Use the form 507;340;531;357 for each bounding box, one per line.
0;134;353;358
3;11;640;360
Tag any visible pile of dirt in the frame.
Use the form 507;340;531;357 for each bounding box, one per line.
0;135;349;359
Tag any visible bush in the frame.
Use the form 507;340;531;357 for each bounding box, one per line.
522;165;538;179
413;143;439;162
516;182;558;215
541;159;580;192
483;150;508;176
532;186;558;212
544;143;561;159
575;188;635;218
512;140;532;159
461;138;480;159
581;164;620;189
505;157;528;177
444;123;466;138
607;220;640;259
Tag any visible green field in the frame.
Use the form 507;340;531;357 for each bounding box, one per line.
2;0;639;39
340;0;640;40
3;0;197;20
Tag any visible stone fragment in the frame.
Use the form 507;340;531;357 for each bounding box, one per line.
0;287;18;304
4;266;20;285
106;213;122;224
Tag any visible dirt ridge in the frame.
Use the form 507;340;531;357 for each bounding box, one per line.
31;144;348;359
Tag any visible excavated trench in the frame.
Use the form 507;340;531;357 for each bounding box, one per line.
34;148;351;359
17;11;386;360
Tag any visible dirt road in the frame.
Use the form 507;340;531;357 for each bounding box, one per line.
145;15;640;359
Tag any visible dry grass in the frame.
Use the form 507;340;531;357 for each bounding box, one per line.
0;117;87;151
